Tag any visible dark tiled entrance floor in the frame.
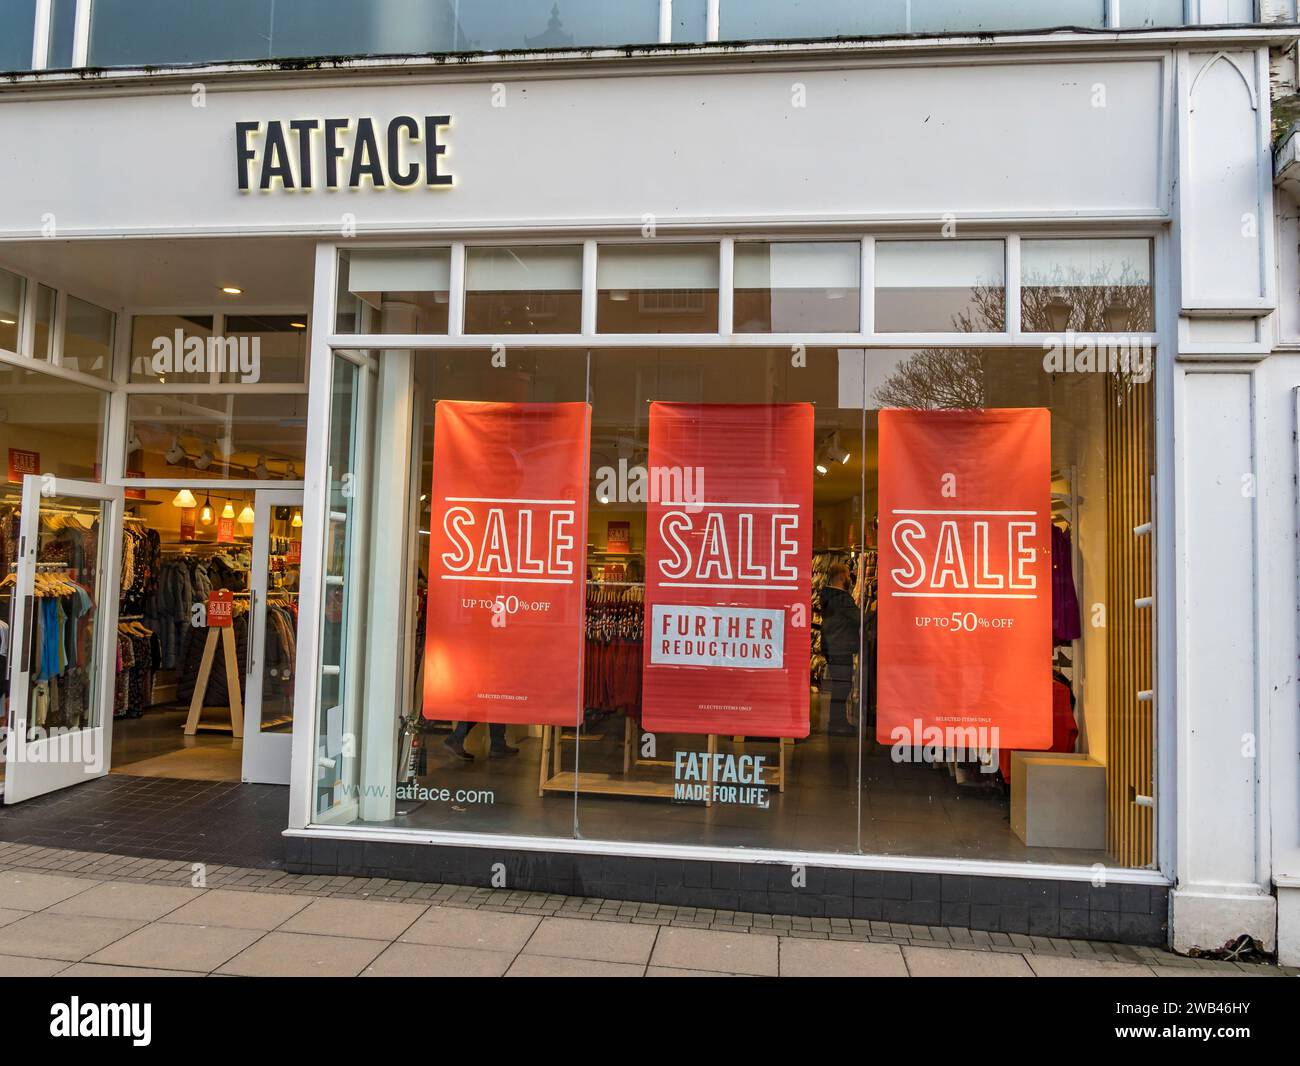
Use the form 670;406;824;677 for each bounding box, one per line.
0;775;288;870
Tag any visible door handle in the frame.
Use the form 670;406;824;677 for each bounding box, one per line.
18;594;33;674
246;588;257;675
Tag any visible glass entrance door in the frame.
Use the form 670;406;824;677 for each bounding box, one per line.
3;476;124;804
241;488;303;785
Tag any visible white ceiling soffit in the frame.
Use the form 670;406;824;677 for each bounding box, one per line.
0;236;317;310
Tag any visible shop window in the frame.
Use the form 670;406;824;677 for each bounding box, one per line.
0;0;36;72
33;285;56;361
222;314;309;384
734;241;861;332
0;363;106;486
0;268;23;353
1020;239;1154;333
129;315;216;383
464;246;582;334
61;296;115;378
309;342;1157;869
874;240;1005;333
336;249;450;335
124;392;307;481
596;244;720;333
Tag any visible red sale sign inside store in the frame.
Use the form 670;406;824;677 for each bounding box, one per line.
421;400;590;726
208;589;234;628
7;448;38;484
642;403;813;738
876;408;1053;750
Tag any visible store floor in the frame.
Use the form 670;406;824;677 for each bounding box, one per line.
385;693;1113;868
112;706;242;783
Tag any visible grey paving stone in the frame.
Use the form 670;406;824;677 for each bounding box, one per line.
651;927;779;976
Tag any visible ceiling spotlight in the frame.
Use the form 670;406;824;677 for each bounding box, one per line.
220;286;243;295
286;462;298;480
200;494;214;525
172;488;198;509
254;456;270;479
289;321;307;329
0;317;15;326
815;463;829;477
291;511;303;528
194;447;214;471
221;500;235;520
126;430;143;453
826;432;850;466
237;504;255;525
164;436;186;465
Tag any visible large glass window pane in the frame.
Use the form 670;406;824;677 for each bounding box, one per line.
438;0;660;51
33;285;56;361
0;0;36;72
124;392;307;481
312;348;590;836
314;355;373;821
1021;239;1154;333
720;1;1105;39
575;347;866;854
673;0;709;41
221;314;309;384
305;342;1157;870
464;246;582;334
90;0;275;66
47;0;77;67
734;241;861;332
129;315;216;383
0;364;106;485
89;0;662;67
859;347;1155;868
596;244;720;333
61;296;115;378
336;249;450;335
875;240;1005;332
909;1;1106;33
0;268;23;352
1119;0;1187;27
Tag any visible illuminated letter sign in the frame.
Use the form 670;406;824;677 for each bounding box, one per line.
236;115;452;191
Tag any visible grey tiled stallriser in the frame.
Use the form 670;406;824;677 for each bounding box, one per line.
285;838;1170;948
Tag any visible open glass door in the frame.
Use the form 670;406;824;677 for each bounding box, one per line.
241;488;303;785
3;475;123;804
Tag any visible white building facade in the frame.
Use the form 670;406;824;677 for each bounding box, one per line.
0;1;1297;962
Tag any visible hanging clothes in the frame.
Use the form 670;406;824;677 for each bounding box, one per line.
1051;523;1082;644
583;583;644;717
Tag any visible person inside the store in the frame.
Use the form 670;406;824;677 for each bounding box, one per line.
819;562;861;737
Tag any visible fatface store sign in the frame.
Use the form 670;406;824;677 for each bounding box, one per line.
235;115;452;191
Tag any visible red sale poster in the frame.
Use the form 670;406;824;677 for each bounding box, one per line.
642;402;813;738
876;408;1053;751
421;400;590;726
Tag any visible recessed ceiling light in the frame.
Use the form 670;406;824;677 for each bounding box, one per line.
0;317;15;325
220;286;243;295
289;321;307;329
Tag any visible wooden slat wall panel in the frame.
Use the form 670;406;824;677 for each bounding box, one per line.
1106;375;1155;867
